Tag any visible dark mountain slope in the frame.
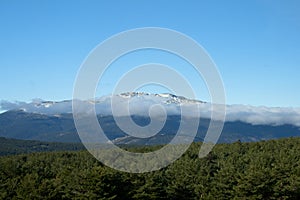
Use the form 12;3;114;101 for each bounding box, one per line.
1;110;300;144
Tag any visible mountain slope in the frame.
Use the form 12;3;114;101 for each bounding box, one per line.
1;110;300;144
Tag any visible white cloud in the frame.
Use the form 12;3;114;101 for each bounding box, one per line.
1;94;300;127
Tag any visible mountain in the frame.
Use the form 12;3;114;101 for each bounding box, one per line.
1;92;300;145
0;111;300;145
0;110;79;142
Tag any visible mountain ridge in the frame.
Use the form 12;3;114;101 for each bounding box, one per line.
1;92;300;127
1;93;300;145
1;109;300;145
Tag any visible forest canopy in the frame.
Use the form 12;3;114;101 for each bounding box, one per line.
1;137;300;199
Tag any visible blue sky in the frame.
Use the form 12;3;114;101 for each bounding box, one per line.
0;0;300;107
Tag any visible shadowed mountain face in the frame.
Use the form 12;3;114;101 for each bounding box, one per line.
0;111;79;142
0;110;300;145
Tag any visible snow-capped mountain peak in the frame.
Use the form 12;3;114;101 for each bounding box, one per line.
118;92;205;105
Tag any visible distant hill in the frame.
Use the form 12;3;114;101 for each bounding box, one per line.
1;110;300;145
0;137;84;156
1;93;300;144
0;110;80;142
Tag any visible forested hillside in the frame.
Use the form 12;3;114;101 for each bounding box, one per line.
1;138;300;199
0;137;84;156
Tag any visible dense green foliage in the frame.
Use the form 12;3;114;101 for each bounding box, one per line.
1;138;300;199
0;137;84;156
